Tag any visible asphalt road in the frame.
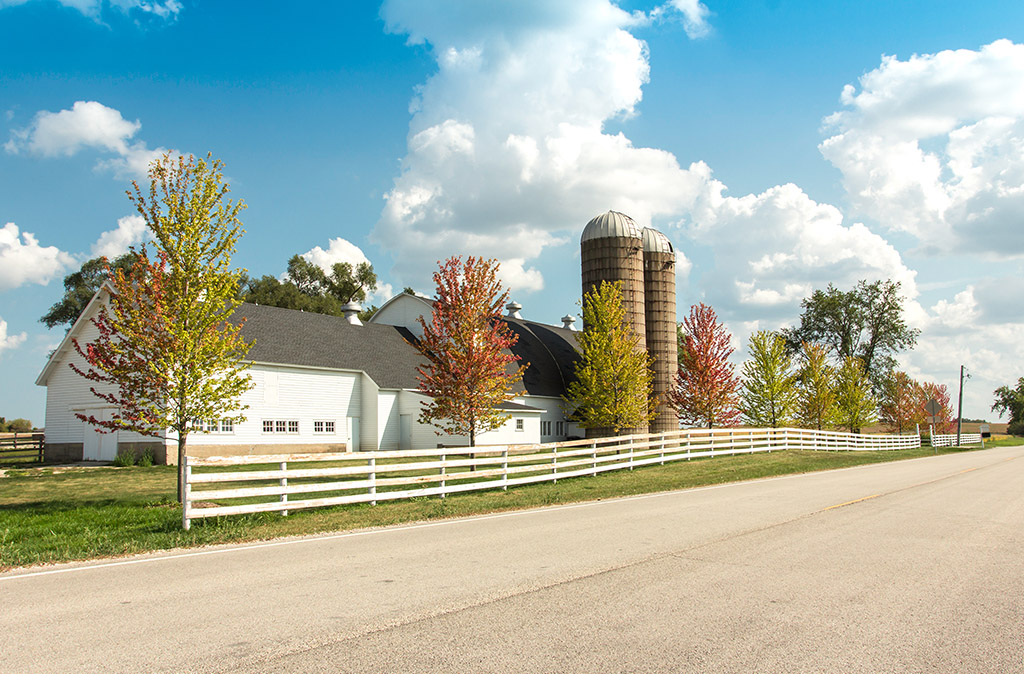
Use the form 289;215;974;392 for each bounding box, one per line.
2;445;1023;673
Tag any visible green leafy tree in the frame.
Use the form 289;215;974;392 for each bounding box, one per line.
739;331;798;427
565;280;656;435
670;303;740;428
795;342;838;430
834;356;877;433
4;418;33;433
992;377;1024;435
782;280;920;389
74;153;253;501
241;254;379;318
416;256;526;447
40;253;139;329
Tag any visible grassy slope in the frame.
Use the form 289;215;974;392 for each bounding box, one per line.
2;441;1020;571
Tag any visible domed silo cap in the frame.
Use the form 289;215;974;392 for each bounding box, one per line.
581;211;642;243
641;227;674;254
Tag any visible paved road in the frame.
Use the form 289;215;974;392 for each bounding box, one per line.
3;446;1023;673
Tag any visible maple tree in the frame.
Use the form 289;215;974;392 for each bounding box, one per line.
416;256;525;447
879;370;923;434
917;381;955;434
739;330;798;428
794;341;838;430
834;356;877;432
669;303;740;428
73;153;252;501
564;280;656;435
992;377;1024;435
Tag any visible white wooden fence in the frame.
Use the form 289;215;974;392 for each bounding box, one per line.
931;432;982;447
182;427;921;529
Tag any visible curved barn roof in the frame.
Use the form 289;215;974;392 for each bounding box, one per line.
642;227;674;254
580;210;642;243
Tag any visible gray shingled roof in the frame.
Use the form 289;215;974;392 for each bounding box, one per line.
232;303;581;397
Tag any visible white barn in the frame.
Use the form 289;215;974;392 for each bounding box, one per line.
36;289;583;464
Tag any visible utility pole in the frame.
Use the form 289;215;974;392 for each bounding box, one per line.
956;365;965;447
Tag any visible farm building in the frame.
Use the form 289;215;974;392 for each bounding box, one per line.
35;286;584;464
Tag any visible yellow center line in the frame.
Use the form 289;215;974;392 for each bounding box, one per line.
824;494;880;511
958;468;978;474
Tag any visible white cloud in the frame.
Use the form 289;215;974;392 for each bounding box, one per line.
91;214;149;259
653;0;711;39
299;237;392;304
820;39;1024;257
0;222;75;291
0;317;28;357
5;100;175;179
0;0;182;21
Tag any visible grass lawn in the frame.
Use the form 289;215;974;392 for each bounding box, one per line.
1;440;1020;571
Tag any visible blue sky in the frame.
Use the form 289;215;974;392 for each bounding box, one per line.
2;0;1023;425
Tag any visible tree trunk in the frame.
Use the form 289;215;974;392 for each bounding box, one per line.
176;431;187;503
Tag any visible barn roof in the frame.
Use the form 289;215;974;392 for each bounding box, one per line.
233;303;580;397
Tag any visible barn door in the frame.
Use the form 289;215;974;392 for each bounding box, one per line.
82;409;118;461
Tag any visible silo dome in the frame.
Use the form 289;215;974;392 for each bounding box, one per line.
642;227;674;254
581;211;643;243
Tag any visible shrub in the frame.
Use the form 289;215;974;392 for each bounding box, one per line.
138;448;155;467
113;450;137;467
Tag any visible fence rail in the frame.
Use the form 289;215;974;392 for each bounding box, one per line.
931;433;982;448
0;433;44;463
182;427;921;529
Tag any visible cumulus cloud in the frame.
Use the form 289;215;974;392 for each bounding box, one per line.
5;100;174;179
0;222;75;291
820;39;1024;257
91;214;149;259
300;237;394;304
652;0;711;39
0;0;182;22
0;317;28;357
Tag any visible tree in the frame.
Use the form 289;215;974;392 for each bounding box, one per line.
416;256;526;447
834;356;877;433
782;280;920;389
917;381;954;434
992;377;1024;435
670;303;740;428
1;417;33;433
73;153;253;501
795;342;838;430
564;280;656;435
40;253;139;329
739;331;798;427
240;254;379;318
879;370;923;434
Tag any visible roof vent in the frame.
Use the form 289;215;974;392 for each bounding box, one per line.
342;301;363;326
561;314;577;331
506;301;523;319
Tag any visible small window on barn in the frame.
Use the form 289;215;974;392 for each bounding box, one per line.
515;418;524;432
220;419;234;433
275;420;287;433
556;421;565;436
287;420;300;434
542;420;551;436
314;420;335;434
263;420;274;433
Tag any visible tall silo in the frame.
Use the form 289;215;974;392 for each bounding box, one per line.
642;227;677;433
580;210;648;435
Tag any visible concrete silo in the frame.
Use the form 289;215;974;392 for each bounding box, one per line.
642;227;677;433
580;211;647;349
580;210;648;436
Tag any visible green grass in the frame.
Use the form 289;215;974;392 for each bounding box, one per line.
1;441;1019;571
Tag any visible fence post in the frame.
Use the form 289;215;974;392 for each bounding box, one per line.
280;461;289;517
660;433;665;465
628;435;634;471
368;456;377;505
182;459;191;531
551;445;558;484
592;441;597;475
502;449;508;491
440;453;446;498
687;434;691;460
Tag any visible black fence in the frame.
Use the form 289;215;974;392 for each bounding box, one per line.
0;433;44;464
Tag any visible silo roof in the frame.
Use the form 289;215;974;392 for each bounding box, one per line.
642;227;674;254
580;210;642;242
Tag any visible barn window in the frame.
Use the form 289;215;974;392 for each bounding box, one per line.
515;418;524;432
314;420;336;434
542;420;551;436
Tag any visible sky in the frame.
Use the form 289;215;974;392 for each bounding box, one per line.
2;0;1023;426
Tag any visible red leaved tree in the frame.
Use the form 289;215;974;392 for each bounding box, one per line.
416;256;526;447
669;303;740;428
71;248;176;439
917;381;955;434
879;370;922;434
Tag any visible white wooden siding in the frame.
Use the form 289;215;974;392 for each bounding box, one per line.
377;390;400;449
